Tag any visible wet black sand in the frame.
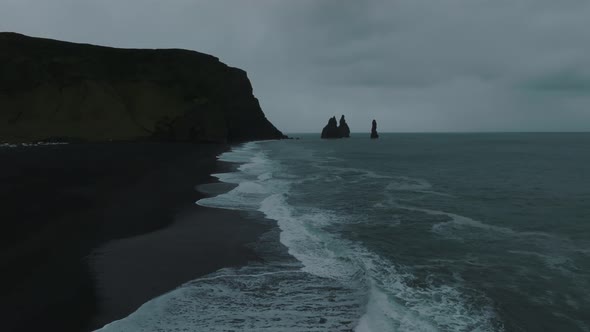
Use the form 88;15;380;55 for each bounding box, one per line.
0;143;269;332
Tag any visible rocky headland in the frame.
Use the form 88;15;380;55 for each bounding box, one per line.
0;32;284;143
0;32;285;332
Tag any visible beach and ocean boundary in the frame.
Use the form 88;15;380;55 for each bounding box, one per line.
0;142;272;332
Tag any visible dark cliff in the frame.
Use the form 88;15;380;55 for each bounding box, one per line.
0;33;284;143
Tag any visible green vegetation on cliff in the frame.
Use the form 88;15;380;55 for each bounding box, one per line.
0;32;284;143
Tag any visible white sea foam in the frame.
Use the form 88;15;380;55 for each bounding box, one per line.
197;145;286;211
396;203;585;283
386;176;432;191
216;141;259;163
100;141;505;332
508;250;575;274
258;196;501;331
202;142;503;332
395;204;520;236
97;265;365;332
260;193;362;281
383;176;455;197
258;172;273;181
0;142;68;148
255;159;501;331
352;246;502;332
312;163;393;181
396;204;560;244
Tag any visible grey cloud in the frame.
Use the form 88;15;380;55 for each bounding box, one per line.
1;0;589;132
522;68;590;92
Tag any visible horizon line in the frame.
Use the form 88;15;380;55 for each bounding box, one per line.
285;130;590;135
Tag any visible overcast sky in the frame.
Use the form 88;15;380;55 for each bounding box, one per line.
2;0;589;133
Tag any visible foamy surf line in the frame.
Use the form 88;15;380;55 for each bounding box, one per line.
100;141;504;332
202;142;491;331
0;142;68;148
205;141;501;331
95;142;365;331
199;142;371;330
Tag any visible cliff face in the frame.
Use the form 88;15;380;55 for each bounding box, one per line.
0;33;284;143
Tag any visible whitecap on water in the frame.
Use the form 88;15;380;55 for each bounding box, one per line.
97;265;366;332
102;141;506;332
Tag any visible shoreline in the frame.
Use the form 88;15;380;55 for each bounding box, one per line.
0;142;273;332
88;202;272;330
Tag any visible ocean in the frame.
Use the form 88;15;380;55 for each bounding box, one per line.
98;133;590;331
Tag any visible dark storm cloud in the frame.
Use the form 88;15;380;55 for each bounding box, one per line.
523;68;590;92
1;0;589;132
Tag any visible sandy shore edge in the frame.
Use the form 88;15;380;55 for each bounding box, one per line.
0;142;273;332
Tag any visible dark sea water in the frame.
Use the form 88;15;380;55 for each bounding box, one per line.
99;133;590;331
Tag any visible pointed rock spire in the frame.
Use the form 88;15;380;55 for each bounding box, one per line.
338;115;350;138
370;119;379;139
321;116;339;138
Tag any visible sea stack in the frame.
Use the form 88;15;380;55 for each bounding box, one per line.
370;119;379;139
321;116;339;138
321;115;350;139
338;115;350;138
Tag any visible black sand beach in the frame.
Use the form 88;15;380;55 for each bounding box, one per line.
0;143;270;332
